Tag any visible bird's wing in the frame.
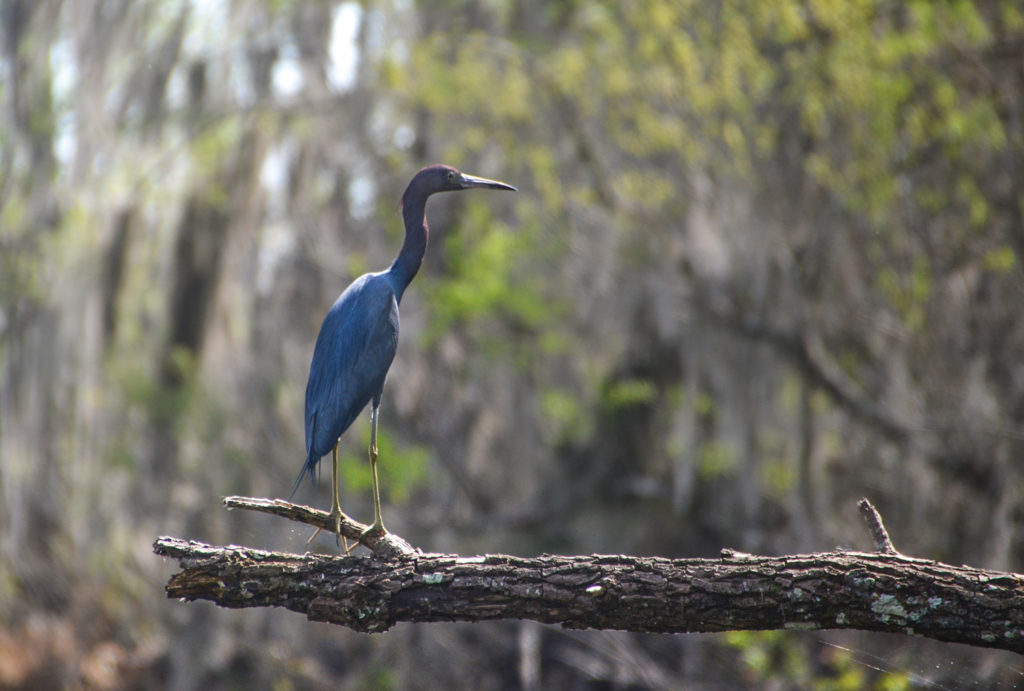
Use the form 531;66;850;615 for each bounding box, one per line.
303;274;399;464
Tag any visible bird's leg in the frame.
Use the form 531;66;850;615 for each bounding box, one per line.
307;441;349;551
330;441;342;523
330;442;351;551
363;405;387;538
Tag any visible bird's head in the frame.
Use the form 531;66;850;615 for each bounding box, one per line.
406;164;517;201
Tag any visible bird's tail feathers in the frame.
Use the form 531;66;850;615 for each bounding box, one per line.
289;453;320;500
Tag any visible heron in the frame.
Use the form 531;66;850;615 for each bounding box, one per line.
293;164;516;545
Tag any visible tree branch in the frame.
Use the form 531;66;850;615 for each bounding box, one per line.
155;497;1024;653
857;497;898;555
222;496;418;558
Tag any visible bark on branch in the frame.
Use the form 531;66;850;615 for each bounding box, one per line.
154;497;1024;654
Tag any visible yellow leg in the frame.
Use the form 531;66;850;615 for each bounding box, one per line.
365;406;386;536
330;442;352;551
307;441;349;552
330;442;342;527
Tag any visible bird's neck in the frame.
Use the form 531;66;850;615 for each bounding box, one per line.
389;195;429;299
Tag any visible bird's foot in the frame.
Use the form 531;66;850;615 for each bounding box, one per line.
307;506;352;553
359;520;387;544
330;507;353;553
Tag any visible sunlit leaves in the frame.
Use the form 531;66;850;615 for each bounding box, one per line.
425;203;550;349
983;246;1017;274
340;426;430;505
1003;1;1024;31
698;439;740;479
408;35;532;128
875;257;932;332
723;630;917;689
601;378;656;412
761;456;796;496
724;631;814;685
540;388;592;445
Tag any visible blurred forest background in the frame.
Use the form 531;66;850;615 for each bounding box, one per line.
2;0;1024;688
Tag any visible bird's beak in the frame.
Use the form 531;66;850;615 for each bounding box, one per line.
459;172;517;192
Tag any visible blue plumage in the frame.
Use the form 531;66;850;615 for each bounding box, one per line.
294;164;516;541
294;273;400;493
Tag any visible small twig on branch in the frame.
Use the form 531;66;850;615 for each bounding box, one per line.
857;498;898;555
153;496;1024;654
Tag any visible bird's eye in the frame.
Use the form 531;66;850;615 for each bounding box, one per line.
447;171;457;182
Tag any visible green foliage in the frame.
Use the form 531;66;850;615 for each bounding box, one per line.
724;631;813;684
983;246;1017;274
694;391;716;418
425;202;553;349
345;251;370;281
111;347;195;427
189;119;241;205
340;425;430;506
540;388;592;445
723;630;914;688
4;0;1022;686
698;439;739;479
600;377;656;412
875;256;931;332
761;456;796;496
0;203;44;310
400;0;1012;271
355;666;397;691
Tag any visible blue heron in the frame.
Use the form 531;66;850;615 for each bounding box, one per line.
293;164;516;543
